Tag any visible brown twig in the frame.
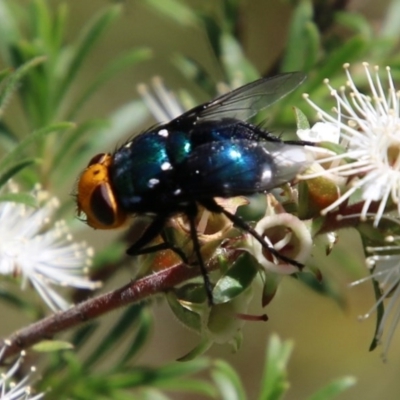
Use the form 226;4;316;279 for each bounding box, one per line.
0;261;199;362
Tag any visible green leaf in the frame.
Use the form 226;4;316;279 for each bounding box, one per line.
306;36;368;94
56;5;122;105
0;56;47;117
335;11;372;38
0;287;40;317
212;252;258;304
307;376;356;400
173;54;217;95
0;121;74;174
282;0;314;71
30;0;53;47
67;47;152;119
258;335;293;400
0;0;20;63
294;272;346;309
380;0;400;39
211;359;247;400
118;308;153;365
177;339;213;362
368;271;385;352
84;303;145;368
52;119;109;173
72;322;100;350
220;33;259;83
294;106;310;130
0;158;38;187
52;2;68;52
302;21;321;71
33;340;74;352
166;291;202;333
0;192;37;208
145;0;198;26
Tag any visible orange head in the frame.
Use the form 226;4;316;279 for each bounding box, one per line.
76;153;128;230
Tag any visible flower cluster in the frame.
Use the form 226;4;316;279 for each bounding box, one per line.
0;348;43;400
301;62;400;226
301;63;400;358
0;184;101;311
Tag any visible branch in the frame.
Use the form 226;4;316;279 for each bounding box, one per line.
0;260;201;362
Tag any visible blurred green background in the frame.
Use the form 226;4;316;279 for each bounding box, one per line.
2;0;400;399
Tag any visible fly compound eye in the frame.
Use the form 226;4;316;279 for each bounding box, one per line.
76;154;128;230
87;153;108;167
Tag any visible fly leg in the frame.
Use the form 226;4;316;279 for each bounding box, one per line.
200;198;303;269
185;202;214;305
128;229;189;264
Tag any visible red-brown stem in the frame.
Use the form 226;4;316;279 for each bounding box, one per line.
0;261;200;362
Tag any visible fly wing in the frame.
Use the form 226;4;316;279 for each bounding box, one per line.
170;72;306;126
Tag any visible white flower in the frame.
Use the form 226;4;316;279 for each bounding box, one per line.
0;349;44;399
350;232;400;360
244;195;312;274
297;121;340;143
137;77;184;122
0;184;101;311
302;62;400;226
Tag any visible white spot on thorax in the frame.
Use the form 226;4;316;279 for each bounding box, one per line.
161;162;172;171
148;178;160;188
158;129;168;137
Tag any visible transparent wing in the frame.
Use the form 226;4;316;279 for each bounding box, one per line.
171;72;306;125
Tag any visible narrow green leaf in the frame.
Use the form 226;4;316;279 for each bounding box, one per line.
303;21;321;71
30;0;52;46
220;33;259;83
152;377;217;397
145;0;198;26
0;158;38;187
369;273;385;351
56;5;121;104
33;340;74;352
118;309;153;366
380;0;400;38
0;192;37;208
0;68;11;85
307;376;356;400
211;359;246;400
0;121;74;174
335;11;372;38
67;47;152;119
157;357;212;378
173;54;218;95
52;119;108;172
258;335;293;400
282;0;313;71
84;303;145;368
0;287;40;317
72;322;100;350
53;2;68;52
0;56;47;117
177;339;213;362
306;36;368;94
295;272;346;310
0;0;20;63
0;120;19;151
